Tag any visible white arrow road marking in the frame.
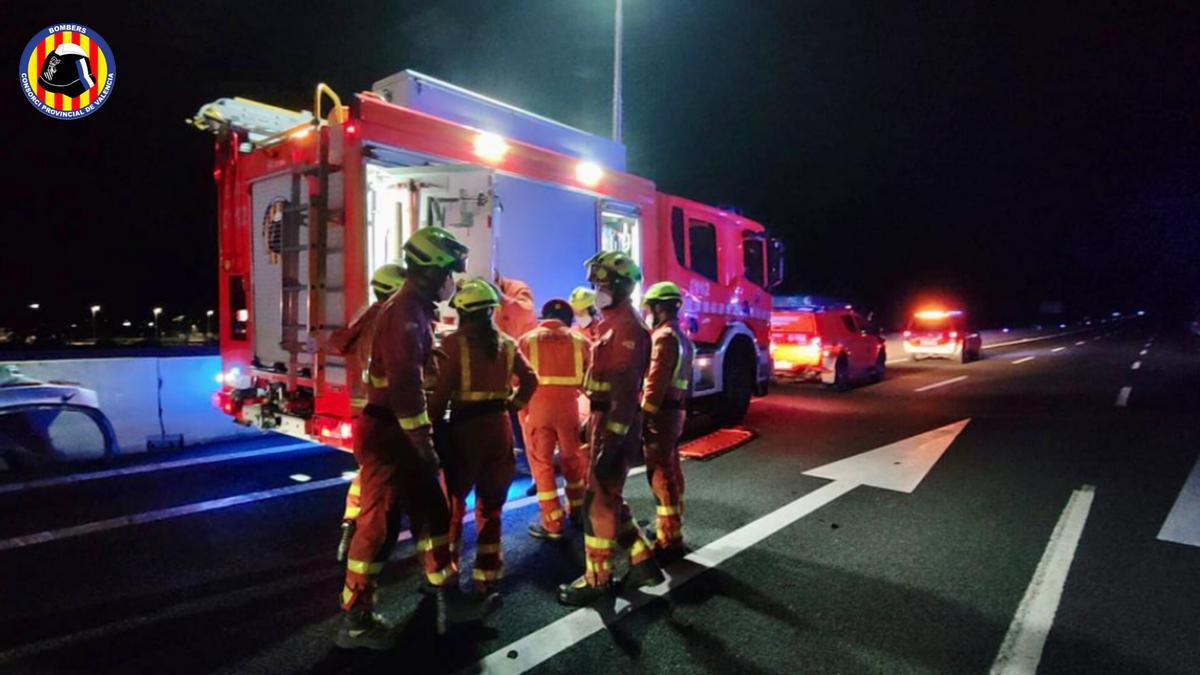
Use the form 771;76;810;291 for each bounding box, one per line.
1115;386;1132;407
468;420;971;674
1012;356;1036;365
1157;453;1200;548
1131;361;1142;370
914;376;968;392
991;485;1095;675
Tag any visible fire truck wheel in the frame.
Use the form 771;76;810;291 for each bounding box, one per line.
714;344;755;426
824;355;851;392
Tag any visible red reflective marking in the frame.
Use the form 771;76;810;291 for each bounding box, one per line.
89;36;99;99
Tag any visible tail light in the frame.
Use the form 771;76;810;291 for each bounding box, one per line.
903;330;912;338
313;415;354;446
948;331;959;339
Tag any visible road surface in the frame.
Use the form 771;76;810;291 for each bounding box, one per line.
1;318;1198;674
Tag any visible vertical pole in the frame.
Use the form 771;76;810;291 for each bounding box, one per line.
612;0;623;143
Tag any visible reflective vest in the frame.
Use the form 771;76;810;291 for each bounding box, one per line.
523;323;587;388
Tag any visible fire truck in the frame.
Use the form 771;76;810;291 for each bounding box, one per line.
192;71;783;449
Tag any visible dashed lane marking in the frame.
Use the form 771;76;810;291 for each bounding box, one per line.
1131;361;1142;370
1011;356;1036;365
1115;387;1132;407
1051;347;1066;353
914;375;968;392
0;442;320;496
1075;341;1086;346
1139;349;1148;356
990;485;1096;675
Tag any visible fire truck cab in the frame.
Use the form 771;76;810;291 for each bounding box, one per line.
195;71;782;448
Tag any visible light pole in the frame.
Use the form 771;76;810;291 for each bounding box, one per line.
90;305;101;340
206;309;214;339
612;0;624;142
153;307;163;340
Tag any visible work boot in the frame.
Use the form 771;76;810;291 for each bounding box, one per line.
654;545;687;565
557;576;613;606
334;607;395;651
336;519;355;563
528;523;564;541
435;586;484;635
622;558;666;591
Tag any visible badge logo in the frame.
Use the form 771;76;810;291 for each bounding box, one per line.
19;24;116;119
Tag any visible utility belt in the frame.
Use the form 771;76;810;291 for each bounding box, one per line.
450;399;508;425
362;403;395;423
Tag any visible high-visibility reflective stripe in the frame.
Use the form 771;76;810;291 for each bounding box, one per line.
343;506;361;519
545;509;564;521
642;401;659;414
426;566;456;586
346;559;384;575
398;411;431;430
671;337;689;390
476;543;502;554
540;375;584;386
369;373;388;388
537;490;560;502
348;482;361;497
529;332;585;386
606;420;630;436
350;397;367;407
341;586;355;605
584;535;615;550
656;504;681;516
473;568;504;581
565;480;586;490
585;558;612;573
457;336;514;402
584;376;611;392
528;333;541;371
630;537;651;558
572;336;584;382
567;498;584;508
416;534;450;552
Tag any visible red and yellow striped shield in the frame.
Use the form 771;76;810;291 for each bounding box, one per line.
19;24;116;119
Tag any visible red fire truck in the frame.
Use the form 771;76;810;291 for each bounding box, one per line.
193;71;783;449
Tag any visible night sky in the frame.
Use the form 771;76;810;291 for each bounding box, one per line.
4;1;1199;330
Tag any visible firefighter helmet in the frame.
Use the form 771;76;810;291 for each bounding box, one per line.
403;228;468;272
37;43;96;98
540;299;574;324
585;251;642;285
370;262;407;298
569;287;596;311
451;278;500;313
642;281;683;306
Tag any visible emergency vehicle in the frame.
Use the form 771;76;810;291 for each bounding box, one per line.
770;296;886;389
193;71;783;448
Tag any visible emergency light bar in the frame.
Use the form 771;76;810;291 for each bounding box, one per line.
914;309;964;320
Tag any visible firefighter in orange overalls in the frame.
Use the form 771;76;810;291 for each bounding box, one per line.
494;273;538;340
330;262;406;563
569;286;602;342
429;278;538;597
558;251;664;606
640;282;694;559
335;228;469;650
519;299;591;541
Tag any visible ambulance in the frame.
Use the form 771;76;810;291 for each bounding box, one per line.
193;70;783;448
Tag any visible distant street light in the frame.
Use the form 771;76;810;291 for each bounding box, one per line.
206;309;214;338
122;320;132;327
28;303;39;310
153;307;163;340
90;305;101;340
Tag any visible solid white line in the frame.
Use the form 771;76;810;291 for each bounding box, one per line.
1139;349;1148;356
1115;386;1132;407
1158;453;1200;548
914;375;968;392
1051;347;1066;353
990;485;1096;675
0;476;350;551
1131;361;1142;370
1093;337;1101;341
469;480;859;675
1011;356;1036;365
982;329;1087;351
0;441;320;495
1075;341;1086;346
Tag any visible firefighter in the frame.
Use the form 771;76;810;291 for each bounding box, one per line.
336;227;469;649
494;272;538;339
558;251;664;606
519;299;591;541
429;278;538;597
569;286;602;342
640;282;694;558
330;262;407;563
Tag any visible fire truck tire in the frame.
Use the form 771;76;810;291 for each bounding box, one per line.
714;343;755;426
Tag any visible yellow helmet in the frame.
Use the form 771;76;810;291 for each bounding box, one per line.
569;286;596;311
403;227;469;272
585;250;642;285
642;281;683;306
370;262;406;298
450;277;500;313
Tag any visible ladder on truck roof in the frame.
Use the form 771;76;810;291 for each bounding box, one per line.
191;85;349;398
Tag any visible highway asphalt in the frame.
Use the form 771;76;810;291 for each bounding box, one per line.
1;316;1197;674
